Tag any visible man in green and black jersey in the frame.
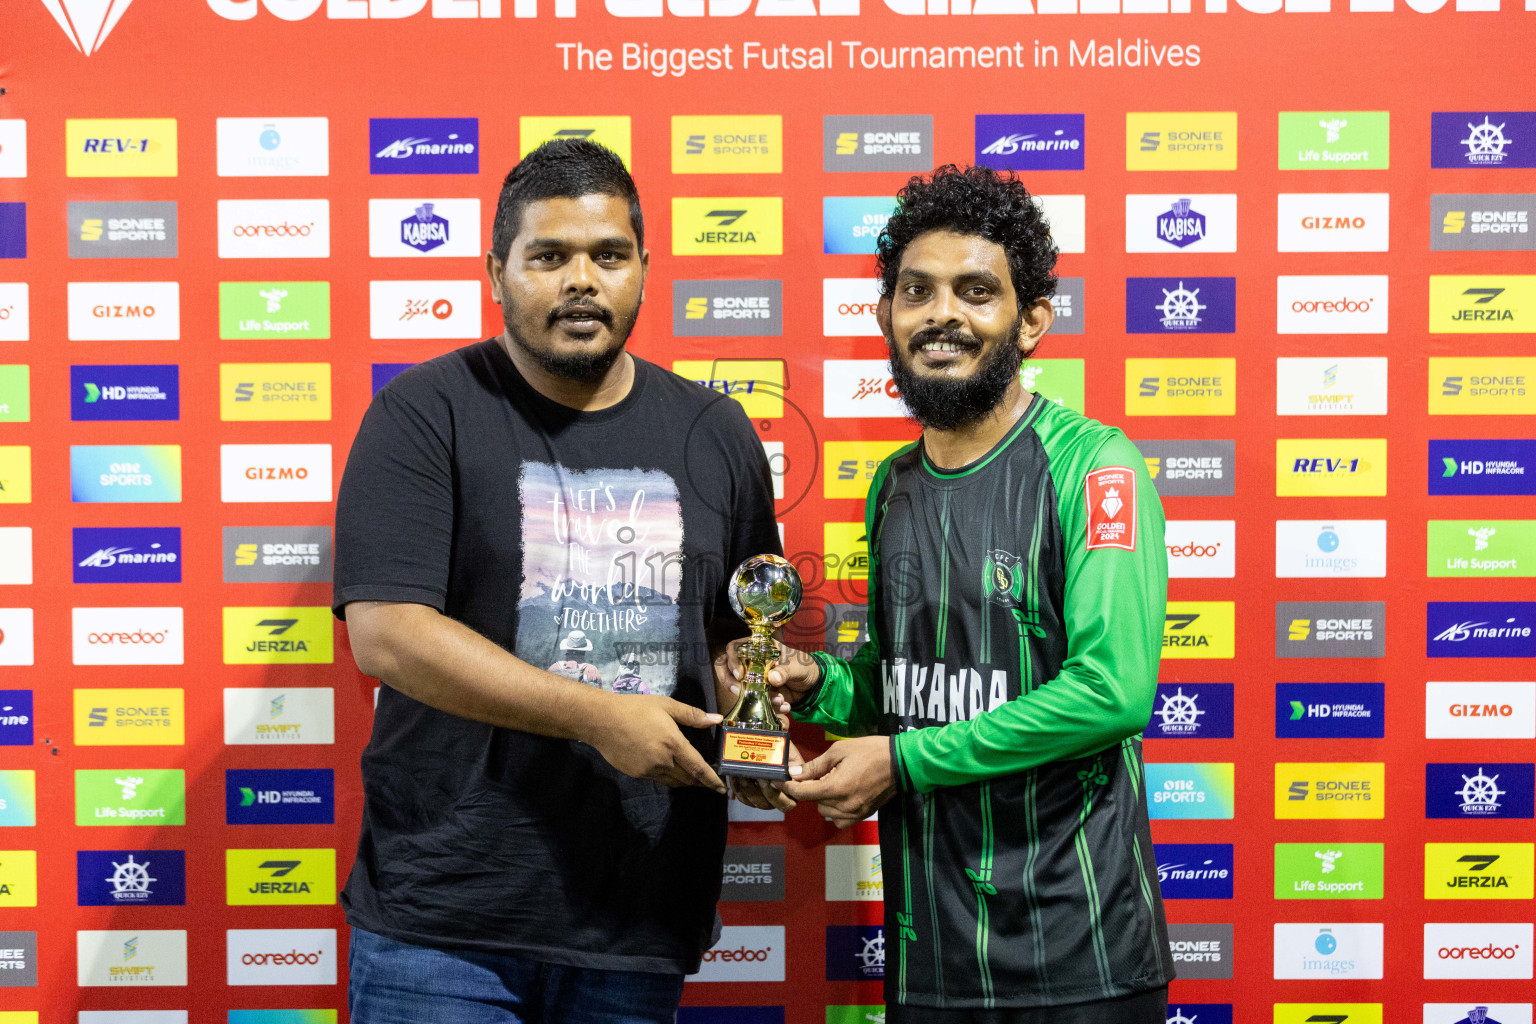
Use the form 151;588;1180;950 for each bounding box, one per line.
765;166;1175;1021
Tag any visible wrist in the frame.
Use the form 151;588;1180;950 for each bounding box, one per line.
566;685;618;746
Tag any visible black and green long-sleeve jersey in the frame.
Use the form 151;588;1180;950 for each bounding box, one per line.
799;397;1175;1010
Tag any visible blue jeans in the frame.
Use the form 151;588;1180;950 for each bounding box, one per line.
348;926;686;1024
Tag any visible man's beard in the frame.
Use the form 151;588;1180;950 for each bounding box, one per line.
504;295;636;383
886;319;1025;431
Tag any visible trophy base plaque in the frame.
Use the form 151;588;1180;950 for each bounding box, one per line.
716;725;791;781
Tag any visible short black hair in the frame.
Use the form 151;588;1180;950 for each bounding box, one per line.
875;164;1058;311
491;139;643;261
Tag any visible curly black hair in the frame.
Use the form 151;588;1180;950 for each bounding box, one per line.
875;164;1059;311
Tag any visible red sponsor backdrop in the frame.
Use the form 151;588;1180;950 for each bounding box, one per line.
2;1;1534;1020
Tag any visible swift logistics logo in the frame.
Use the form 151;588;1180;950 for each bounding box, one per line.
1276;193;1390;252
1274;843;1384;900
1162;602;1235;659
69;201;177;258
223;526;331;584
672;116;782;174
1430;276;1536;334
1125;358;1235;416
520;117;632;166
1278;764;1385;819
1431;112;1536;169
823;197;895;255
1429;358;1536;415
76;929;188;987
1425;601;1536;657
1276;683;1385;739
73;688;185;746
74;769;185;826
71;445;182;503
1125;277;1235;334
1426;763;1535;820
226;769;335;825
226;849;337;906
974;114;1085;171
1276;601;1385;658
220;363;332;422
672;280;781;338
1425;844;1534;900
824;844;881;902
824;115;932;172
216;117;329;177
1125;112;1236;171
1428;521;1536;578
1125;194;1237;252
67;281;180;341
1423;922;1534;980
222;607;334;665
1433;194;1536;252
223;688;336;745
1146;683;1234;739
367;198;481;257
1145;763;1235;820
1425;682;1536;740
1166;923;1233;980
1432;440;1536;496
1273;923;1384;979
1279;110;1390;169
66;119;177;177
1154;843;1233;898
70;365;179;422
1276;358;1388;416
1135;440;1234;497
220;282;330;340
76;850;186;906
370;118;478;175
1275;520;1387;578
1275;439;1387;497
672;199;783;256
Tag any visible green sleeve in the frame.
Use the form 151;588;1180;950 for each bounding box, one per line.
892;430;1167;793
792;445;916;737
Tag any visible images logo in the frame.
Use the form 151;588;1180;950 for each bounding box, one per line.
1275;520;1387;578
1147;683;1233;739
222;607;333;666
1276;601;1384;658
226;768;335;826
1154;843;1234;899
1166;923;1234;980
67;281;180;341
672;199;782;256
1277;275;1389;334
1429;358;1535;415
1278;110;1390;170
216;117;329;177
1276;683;1385;739
1426;682;1536;740
1273;923;1383;979
72;607;183;666
1427;763;1536;820
1429;521;1536;578
66;119;176;177
824;116;932;172
77;850;186;906
1425;844;1534;900
720;845;785;903
1430;276;1536;334
38;0;138;55
1162;602;1235;659
226;928;338;986
368;279;481;340
1277;764;1384;819
77;929;188;987
1164;521;1234;578
1125;112;1236;171
520;117;631;166
69;201;177;259
824;844;881;902
220;363;332;422
74;769;185;827
1276;358;1388;416
223;688;336;745
672;116;781;174
1436;606;1526;664
827;925;886;981
0;690;31;745
70;365;179;423
226;848;337;906
823;197;895;255
694;926;785;983
370;118;478;175
71;445;182;503
218;200;329;259
223;526;330;585
1423;922;1534;980
1432;194;1536;252
672;280;781;338
73;688;185;746
1125;358;1235;416
975;114;1085;171
1145;763;1235;820
1432;112;1536;169
367;198;480;258
1125;195;1237;253
220;444;332;503
1274;843;1384;900
1275;439;1386;497
1125;277;1235;334
219;281;329;340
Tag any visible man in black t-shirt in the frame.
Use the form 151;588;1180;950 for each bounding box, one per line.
334;140;782;1023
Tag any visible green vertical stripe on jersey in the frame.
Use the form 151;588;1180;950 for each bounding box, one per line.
922;793;945;1005
975;783;996;1006
1074;769;1114;995
1020;770;1050;997
936;491;952;659
899;808;913;1003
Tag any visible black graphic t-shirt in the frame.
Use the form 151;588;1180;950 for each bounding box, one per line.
332;340;780;973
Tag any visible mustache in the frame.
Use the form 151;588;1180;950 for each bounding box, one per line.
547;299;614;329
908;326;982;355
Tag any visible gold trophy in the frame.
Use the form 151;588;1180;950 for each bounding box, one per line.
717;554;802;780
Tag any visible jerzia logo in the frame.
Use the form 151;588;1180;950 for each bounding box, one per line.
672;199;782;255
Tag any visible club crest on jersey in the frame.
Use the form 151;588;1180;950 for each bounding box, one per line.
983;549;1025;607
1085;467;1137;551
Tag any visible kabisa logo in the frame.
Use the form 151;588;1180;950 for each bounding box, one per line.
1145;763;1236;821
1125;112;1237;172
673;199;783;256
671;115;782;174
76;850;186;907
1275;683;1385;739
824;116;932;172
974;114;1085;171
1432;440;1536;496
1423;1007;1521;1024
1276;601;1385;658
1429;358;1536;415
1276;763;1385;820
66;119;177;177
1162;602;1235;659
1430;276;1535;334
1427;602;1536;659
1429;520;1536;579
1425;844;1535;901
1425;682;1536;741
69;365;179;422
1147;683;1233;739
1125;278;1236;334
226;849;337;906
0;691;32;746
1158;198;1205;248
1127;193;1240;252
368;198;480;258
1424;923;1534;980
1432;112;1536;169
672;280;782;338
401;203;448;252
370;118;478;175
1278;110;1391;170
1273;843;1385;901
1154;843;1234;899
1426;763;1535;820
227;768;335;825
823;197;895;255
69;201;177;258
73;688;185;746
826;925;886;981
1166;923;1233;980
223;607;333;665
1433;194;1536;252
1274;924;1383;980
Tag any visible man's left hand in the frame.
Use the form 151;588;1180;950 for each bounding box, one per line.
780;735;897;828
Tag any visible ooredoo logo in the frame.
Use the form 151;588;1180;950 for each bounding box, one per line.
1423;923;1533;979
693;926;784;982
218;200;330;259
822;278;883;337
226;928;337;986
71;608;184;666
1277;276;1389;334
1165;521;1235;579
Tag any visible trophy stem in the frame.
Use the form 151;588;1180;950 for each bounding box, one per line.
723;626;781;731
